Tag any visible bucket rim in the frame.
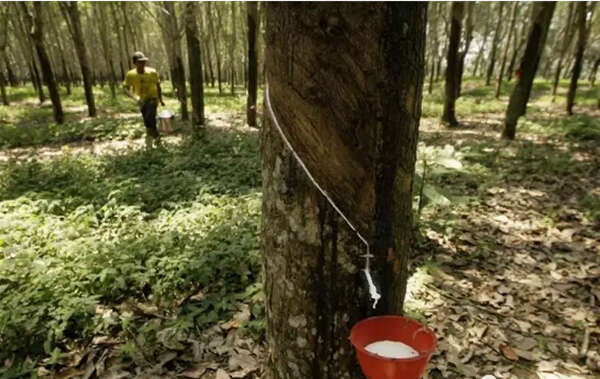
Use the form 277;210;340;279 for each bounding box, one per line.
349;315;437;362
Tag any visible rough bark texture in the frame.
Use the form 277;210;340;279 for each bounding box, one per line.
486;3;504;86
246;2;258;127
185;2;205;128
20;2;63;124
62;2;96;117
441;2;464;127
495;2;518;98
552;3;575;100
566;2;588;116
503;2;556;140
263;4;426;378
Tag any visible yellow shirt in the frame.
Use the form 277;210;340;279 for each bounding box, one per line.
123;67;160;101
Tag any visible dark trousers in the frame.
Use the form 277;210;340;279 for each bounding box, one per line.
141;100;159;138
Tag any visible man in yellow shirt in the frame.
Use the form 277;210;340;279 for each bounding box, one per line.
123;51;165;148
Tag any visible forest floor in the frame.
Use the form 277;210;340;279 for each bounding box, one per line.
0;79;598;379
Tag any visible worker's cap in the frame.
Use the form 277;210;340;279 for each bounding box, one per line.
132;51;149;63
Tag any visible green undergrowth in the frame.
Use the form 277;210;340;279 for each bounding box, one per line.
0;131;263;361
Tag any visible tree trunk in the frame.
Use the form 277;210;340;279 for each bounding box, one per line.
590;57;600;87
61;2;96;117
0;68;7;105
503;2;556;140
246;2;258;127
495;2;519;98
442;2;464;127
159;2;188;121
230;3;236;95
185;2;205;129
456;2;473;97
208;3;223;95
552;3;575;100
507;15;527;81
20;2;63;123
472;4;491;77
566;2;588;115
486;3;504;85
428;4;439;94
263;3;426;378
95;3;117;99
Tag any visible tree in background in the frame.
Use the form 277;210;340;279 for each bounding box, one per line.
495;2;519;98
442;2;464;126
503;2;556;140
0;7;9;105
60;2;96;117
456;2;473;97
185;1;205;129
263;3;426;377
18;2;63;124
566;2;593;115
486;3;504;86
246;2;258;127
551;3;575;101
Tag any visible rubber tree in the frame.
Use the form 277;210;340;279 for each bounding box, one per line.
246;2;258;127
486;3;504;85
60;2;96;117
19;2;63;124
184;1;205;129
495;2;519;98
457;2;473;97
262;3;426;378
566;2;590;115
552;3;575;100
442;2;464;127
503;2;556;140
0;6;10;105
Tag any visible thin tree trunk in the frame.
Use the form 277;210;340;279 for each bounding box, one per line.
590;57;600;87
95;4;117;99
246;2;257;127
428;3;439;94
0;67;7;105
5;56;17;87
185;2;205;129
263;4;426;377
472;5;491;77
442;2;464;126
457;2;473;97
507;17;527;81
552;3;575;100
61;2;96;117
230;2;236;95
566;2;588;115
495;2;519;98
208;3;223;95
20;2;63;123
486;3;504;85
503;2;556;140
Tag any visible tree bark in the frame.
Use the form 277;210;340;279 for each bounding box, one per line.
95;3;117;99
503;2;556;140
263;4;426;378
230;2;236;95
5;56;17;87
207;3;223;95
61;2;96;117
472;4;491;77
486;3;504;85
20;2;63;123
185;1;205;129
566;2;588;115
495;3;518;98
442;2;464;127
246;2;258;127
0;66;7;105
552;3;575;100
428;3;439;94
159;2;188;121
507;13;528;81
590;57;600;87
456;2;473;97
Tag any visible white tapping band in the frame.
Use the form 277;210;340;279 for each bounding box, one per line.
265;83;381;308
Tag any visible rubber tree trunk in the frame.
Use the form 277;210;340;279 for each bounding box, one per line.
428;3;439;94
185;2;205;129
495;2;518;98
20;2;63;124
160;2;188;121
230;3;236;95
590;57;600;87
486;3;504;86
566;2;588;116
95;3;117;99
442;2;464;127
472;4;491;77
552;3;575;100
0;68;7;105
456;2;473;98
207;3;223;95
246;2;258;127
5;56;17;87
507;13;529;82
503;2;556;140
61;2;96;117
262;3;426;378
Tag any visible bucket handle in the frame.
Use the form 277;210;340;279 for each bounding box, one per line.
412;326;433;356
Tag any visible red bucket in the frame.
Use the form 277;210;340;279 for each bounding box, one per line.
349;316;436;379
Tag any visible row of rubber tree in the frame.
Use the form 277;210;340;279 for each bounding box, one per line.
440;2;597;139
0;2;260;129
